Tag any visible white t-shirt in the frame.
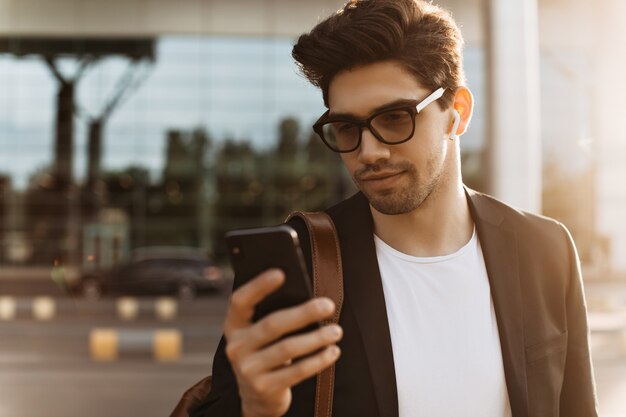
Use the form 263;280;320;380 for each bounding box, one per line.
374;228;512;417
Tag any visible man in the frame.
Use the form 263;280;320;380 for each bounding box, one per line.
191;0;598;416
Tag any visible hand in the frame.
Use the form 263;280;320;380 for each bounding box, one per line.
223;269;342;417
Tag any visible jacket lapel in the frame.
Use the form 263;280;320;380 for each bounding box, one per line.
465;187;529;417
329;192;399;417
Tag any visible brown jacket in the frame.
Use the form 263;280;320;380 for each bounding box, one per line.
190;187;599;417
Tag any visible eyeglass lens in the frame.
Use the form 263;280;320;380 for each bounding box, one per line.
322;108;414;151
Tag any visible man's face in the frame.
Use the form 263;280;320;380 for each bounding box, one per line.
327;61;455;215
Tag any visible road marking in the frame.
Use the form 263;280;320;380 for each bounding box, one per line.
33;297;56;321
155;297;177;321
117;297;139;321
0;295;228;321
0;297;17;320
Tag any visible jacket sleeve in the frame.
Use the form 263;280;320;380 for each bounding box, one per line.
189;335;242;417
558;224;599;416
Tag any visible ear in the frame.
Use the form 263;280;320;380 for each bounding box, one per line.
450;86;474;138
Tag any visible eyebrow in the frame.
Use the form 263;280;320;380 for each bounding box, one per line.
328;98;418;119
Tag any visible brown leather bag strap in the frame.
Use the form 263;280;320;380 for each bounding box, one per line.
286;211;343;417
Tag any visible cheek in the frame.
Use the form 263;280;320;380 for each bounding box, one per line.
414;120;443;142
414;111;449;141
400;133;447;172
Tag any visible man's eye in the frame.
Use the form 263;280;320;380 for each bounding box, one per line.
380;111;410;123
334;122;356;133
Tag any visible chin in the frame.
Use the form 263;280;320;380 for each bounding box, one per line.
365;188;425;215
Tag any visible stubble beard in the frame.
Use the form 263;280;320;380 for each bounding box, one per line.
354;160;441;215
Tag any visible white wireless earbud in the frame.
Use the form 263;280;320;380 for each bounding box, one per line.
449;109;460;140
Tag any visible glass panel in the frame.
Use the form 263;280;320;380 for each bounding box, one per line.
0;36;346;274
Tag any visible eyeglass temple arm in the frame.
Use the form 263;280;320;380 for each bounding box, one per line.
415;87;446;113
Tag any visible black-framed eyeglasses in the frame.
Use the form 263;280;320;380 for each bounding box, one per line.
312;87;446;153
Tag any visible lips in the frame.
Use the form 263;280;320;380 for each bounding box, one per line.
356;171;406;192
359;171;404;182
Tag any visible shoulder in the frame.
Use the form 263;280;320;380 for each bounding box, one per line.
468;188;570;246
468;188;577;283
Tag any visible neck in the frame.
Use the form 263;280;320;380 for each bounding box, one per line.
370;179;474;257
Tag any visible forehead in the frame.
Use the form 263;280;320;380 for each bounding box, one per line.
327;61;430;117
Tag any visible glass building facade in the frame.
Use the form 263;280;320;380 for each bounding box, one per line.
0;36;487;279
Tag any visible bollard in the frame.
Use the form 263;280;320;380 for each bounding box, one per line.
0;297;17;320
155;297;178;321
153;329;183;361
89;328;183;361
90;328;119;361
117;297;139;321
33;296;56;321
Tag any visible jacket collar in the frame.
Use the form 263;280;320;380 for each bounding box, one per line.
328;187;528;417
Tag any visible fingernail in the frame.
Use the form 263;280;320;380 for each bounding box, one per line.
329;345;340;357
267;269;283;282
316;298;334;312
325;325;342;338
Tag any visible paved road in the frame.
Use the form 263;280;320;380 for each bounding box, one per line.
1;282;626;416
0;293;229;417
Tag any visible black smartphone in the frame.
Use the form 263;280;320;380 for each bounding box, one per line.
225;224;317;325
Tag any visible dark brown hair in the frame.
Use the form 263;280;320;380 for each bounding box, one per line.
292;0;465;109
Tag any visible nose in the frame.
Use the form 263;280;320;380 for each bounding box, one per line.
357;128;391;165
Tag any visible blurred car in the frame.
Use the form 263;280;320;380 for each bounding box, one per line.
76;246;224;299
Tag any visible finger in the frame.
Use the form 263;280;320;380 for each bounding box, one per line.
243;324;343;375
225;269;285;331
262;345;341;391
243;297;336;354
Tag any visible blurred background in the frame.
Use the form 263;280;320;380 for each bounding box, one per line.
0;0;625;416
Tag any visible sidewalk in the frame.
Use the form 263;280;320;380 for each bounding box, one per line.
585;279;626;416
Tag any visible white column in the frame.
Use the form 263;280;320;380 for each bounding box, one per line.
487;0;542;212
592;0;626;273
